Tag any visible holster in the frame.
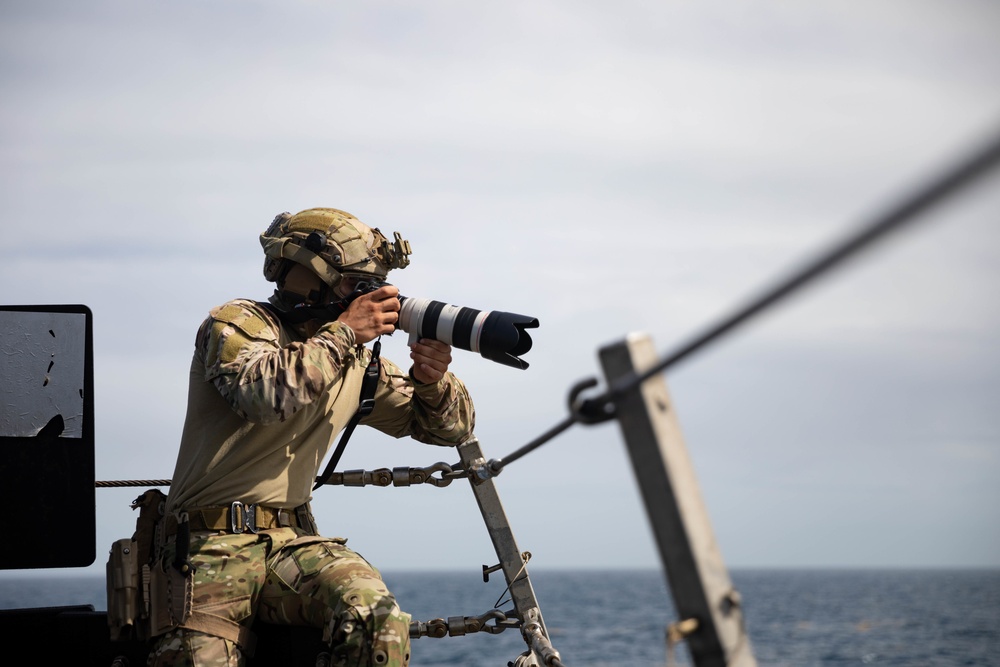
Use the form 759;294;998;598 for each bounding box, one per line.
148;555;194;637
106;537;142;641
106;488;169;641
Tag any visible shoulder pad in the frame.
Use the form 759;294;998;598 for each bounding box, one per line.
209;299;279;343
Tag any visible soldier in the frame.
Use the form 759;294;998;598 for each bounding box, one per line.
147;208;475;667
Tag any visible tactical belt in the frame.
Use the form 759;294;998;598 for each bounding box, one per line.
163;502;315;537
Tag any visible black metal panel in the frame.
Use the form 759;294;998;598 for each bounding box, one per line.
0;305;95;569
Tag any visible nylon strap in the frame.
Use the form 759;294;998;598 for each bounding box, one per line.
181;610;258;656
314;339;381;490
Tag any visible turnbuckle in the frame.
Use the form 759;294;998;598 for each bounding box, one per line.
391;462;457;487
329;462;461;488
410;609;519;639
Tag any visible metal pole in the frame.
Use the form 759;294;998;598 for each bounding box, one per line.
457;437;562;667
600;333;756;667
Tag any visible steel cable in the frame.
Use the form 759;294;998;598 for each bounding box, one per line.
493;124;1000;474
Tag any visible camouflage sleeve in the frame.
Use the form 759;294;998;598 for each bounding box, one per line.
198;300;357;424
361;355;475;446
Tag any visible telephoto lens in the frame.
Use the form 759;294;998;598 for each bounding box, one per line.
397;297;538;369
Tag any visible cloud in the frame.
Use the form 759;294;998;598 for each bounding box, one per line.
1;0;998;574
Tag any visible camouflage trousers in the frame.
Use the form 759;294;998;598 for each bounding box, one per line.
146;527;411;667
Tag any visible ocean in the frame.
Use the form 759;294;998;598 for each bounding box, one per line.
2;568;998;666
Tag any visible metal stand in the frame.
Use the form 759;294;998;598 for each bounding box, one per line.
457;437;562;667
599;333;756;667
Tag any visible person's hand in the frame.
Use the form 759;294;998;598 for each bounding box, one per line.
337;285;400;344
410;338;453;384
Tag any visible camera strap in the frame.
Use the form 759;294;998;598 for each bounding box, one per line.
314;338;381;490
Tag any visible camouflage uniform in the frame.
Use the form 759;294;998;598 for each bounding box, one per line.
148;298;474;667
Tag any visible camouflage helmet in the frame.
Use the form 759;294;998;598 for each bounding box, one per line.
260;208;411;289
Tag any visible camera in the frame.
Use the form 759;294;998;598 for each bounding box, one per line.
347;280;538;370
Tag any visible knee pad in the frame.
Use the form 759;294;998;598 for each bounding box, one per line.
325;599;411;667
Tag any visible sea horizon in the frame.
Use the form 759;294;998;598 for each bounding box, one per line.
2;568;998;665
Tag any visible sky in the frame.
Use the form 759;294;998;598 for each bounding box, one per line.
1;0;998;583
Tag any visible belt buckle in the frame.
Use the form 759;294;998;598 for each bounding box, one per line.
230;501;258;534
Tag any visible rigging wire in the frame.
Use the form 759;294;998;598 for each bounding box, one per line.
96;479;171;488
489;124;1000;475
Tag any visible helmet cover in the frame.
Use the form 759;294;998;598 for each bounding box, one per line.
260;208;411;289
